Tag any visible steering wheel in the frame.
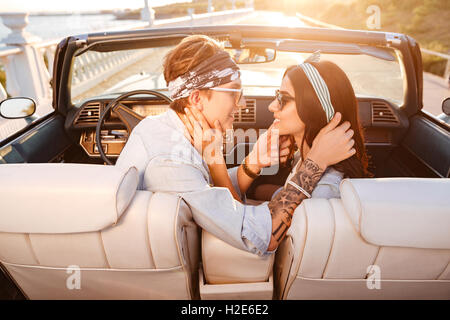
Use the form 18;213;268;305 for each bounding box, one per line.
96;90;172;165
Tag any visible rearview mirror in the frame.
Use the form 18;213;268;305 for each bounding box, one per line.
442;97;450;116
226;47;276;64
0;97;36;119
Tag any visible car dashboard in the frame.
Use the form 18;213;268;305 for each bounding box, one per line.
66;92;409;177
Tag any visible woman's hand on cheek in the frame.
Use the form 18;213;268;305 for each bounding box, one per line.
248;123;280;170
279;135;293;165
181;107;224;164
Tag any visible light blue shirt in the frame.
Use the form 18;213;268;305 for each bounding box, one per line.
116;108;273;256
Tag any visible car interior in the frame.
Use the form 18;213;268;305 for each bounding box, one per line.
0;26;449;299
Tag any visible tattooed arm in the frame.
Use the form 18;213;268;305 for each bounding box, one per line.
267;158;324;250
265;112;356;251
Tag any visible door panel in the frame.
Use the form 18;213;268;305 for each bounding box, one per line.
0;114;72;164
385;113;450;178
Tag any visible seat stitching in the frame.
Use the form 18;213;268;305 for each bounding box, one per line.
265;251;275;282
114;166;139;224
366;246;382;278
294;275;450;283
347;181;363;232
113;168;123;223
146;193;156;268
0;260;184;272
436;259;450;280
201;229;209;284
279;236;294;300
284;204;309;299
173;196;193;299
26;234;40;265
321;200;337;279
99;232;111;269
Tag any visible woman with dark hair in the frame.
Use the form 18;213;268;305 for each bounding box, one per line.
255;56;372;200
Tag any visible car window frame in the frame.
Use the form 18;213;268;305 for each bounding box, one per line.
55;26;420;118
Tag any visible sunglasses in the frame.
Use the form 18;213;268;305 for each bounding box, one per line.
275;89;295;110
210;87;244;105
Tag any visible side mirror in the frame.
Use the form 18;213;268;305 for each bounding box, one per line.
442;97;450;116
0;97;36;119
226;47;276;64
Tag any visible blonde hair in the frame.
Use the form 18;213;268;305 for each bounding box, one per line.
163;35;224;113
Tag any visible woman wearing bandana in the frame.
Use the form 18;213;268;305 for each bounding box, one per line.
116;36;355;254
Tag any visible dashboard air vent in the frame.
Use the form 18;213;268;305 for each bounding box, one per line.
75;103;100;125
234;98;256;123
371;101;399;124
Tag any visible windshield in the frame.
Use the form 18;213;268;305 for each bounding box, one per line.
71;43;404;106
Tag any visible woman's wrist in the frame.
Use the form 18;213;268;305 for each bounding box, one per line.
305;150;328;171
241;155;261;179
245;152;263;175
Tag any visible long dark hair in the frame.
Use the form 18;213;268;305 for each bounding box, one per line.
284;60;372;178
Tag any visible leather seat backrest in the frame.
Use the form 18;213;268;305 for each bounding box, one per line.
276;178;450;300
0;164;200;299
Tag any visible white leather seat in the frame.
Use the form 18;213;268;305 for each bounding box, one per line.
0;164;200;299
199;196;275;299
275;178;450;300
200;229;275;299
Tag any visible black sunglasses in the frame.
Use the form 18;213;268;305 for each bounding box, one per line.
275;89;295;110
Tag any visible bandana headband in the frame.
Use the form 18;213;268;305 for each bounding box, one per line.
168;51;240;100
298;51;335;122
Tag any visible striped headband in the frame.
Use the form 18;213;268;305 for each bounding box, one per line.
298;51;335;122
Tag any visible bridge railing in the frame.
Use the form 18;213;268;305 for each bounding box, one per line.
0;8;254;103
0;8;254;141
0;46;22;101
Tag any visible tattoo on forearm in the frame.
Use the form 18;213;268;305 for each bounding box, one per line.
267;158;324;249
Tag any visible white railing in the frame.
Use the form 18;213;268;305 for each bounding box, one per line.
0;8;254;103
0;46;22;100
71;50;154;99
0;8;254;141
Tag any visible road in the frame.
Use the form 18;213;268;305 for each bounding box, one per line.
423;72;449;115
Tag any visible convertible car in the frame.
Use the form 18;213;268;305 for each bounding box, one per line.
0;25;449;300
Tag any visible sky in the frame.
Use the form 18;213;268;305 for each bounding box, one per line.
0;0;191;13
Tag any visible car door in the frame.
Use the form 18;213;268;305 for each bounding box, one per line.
383;37;450;178
0;39;73;164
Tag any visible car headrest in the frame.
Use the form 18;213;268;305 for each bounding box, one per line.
340;178;450;249
0;164;138;233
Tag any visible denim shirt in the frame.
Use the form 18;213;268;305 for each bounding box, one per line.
116;109;273;256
